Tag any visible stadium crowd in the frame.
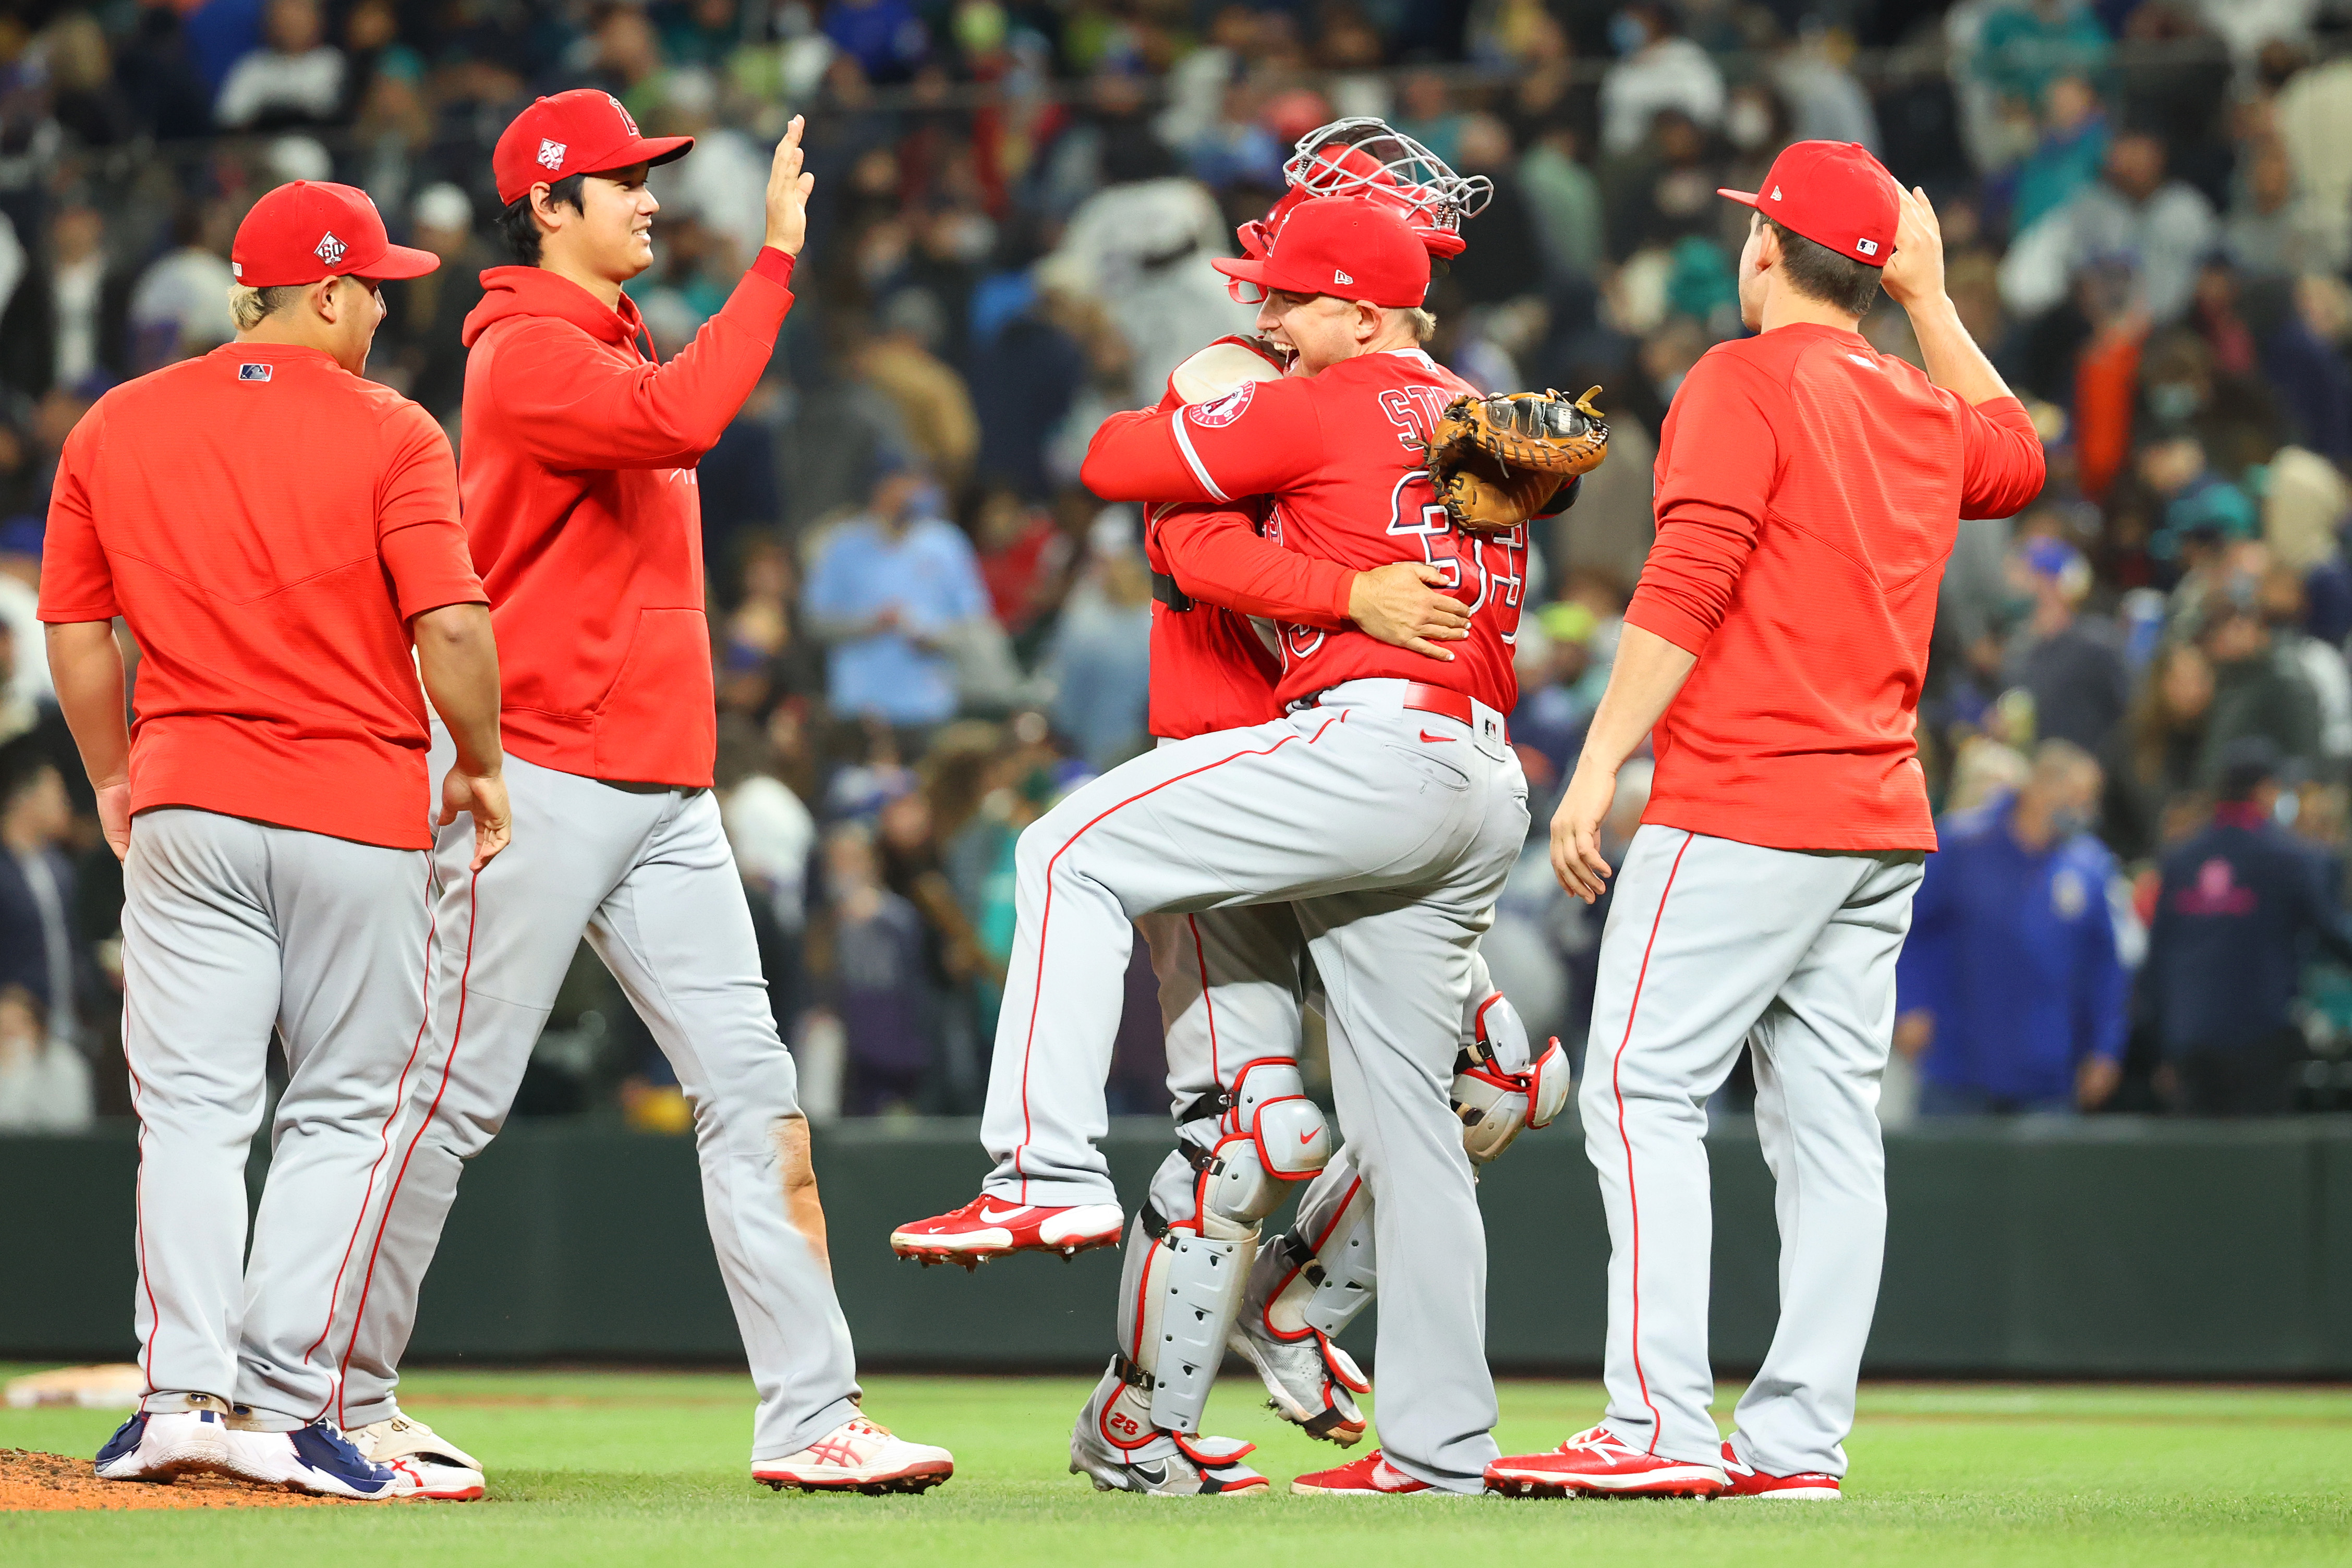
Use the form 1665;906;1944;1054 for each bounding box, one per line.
3;0;2352;1132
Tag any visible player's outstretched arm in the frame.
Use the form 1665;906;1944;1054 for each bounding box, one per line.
1549;622;1696;903
414;602;510;871
494;115;815;472
44;620;131;860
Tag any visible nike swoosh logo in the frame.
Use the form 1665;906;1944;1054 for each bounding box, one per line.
1419;731;1454;743
1298;1129;1318;1145
977;1205;1027;1223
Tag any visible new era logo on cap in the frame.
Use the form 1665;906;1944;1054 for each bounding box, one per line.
1771;186;1783;201
538;138;566;170
1335;269;1354;285
314;231;346;266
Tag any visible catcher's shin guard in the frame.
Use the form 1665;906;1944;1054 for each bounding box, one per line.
1250;1158;1378;1343
1108;1205;1253;1438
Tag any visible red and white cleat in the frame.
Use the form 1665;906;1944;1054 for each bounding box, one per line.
1718;1440;1840;1500
753;1416;954;1495
1290;1450;1435;1497
888;1196;1124;1267
1484;1426;1727;1499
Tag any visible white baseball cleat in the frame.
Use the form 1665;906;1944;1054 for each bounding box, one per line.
753;1416;954;1494
220;1419;421;1499
1067;1364;1270;1496
93;1401;233;1482
349;1413;486;1501
889;1195;1125;1267
1229;1315;1368;1447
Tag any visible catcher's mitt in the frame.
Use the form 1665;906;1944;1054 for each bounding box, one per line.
1424;386;1609;533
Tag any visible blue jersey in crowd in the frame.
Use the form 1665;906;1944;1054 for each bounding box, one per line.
1896;792;2128;1105
803;513;988;728
2142;803;2352;1055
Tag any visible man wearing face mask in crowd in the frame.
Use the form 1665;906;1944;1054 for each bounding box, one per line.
1894;739;2129;1116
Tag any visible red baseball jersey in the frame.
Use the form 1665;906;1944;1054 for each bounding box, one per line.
39;344;484;850
1629;322;2047;851
1084;349;1526;715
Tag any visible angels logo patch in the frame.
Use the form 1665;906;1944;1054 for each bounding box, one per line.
538;137;567;171
1186;380;1256;428
607;94;640;136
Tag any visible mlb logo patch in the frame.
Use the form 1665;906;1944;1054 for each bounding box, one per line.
1856;237;1878;256
538;137;566;171
238;363;273;382
314;230;346;266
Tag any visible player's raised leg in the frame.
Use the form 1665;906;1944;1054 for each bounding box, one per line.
1724;850;1920;1499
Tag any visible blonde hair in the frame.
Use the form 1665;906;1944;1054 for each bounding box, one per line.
228;283;302;332
1402;307;1437;343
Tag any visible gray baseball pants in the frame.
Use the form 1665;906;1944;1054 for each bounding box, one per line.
317;748;860;1462
117;807;430;1427
979;679;1527;1490
1584;825;1923;1479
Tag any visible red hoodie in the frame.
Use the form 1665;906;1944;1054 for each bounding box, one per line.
458;253;794;786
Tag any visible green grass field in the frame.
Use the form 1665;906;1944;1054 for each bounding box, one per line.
4;1368;2347;1566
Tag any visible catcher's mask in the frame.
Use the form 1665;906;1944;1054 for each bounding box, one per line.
1226;116;1491;304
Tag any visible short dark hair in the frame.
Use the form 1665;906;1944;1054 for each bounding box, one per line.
1764;216;1882;320
495;172;588;265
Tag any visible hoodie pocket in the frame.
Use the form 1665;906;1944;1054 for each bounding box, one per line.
594;608;715;773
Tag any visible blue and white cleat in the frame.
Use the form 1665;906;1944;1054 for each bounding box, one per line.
94;1400;233;1482
222;1419;420;1499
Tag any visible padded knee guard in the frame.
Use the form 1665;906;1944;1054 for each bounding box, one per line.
1451;990;1571;1164
1251;1161;1379;1344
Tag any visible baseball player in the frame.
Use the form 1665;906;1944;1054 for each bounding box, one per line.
1485;144;2046;1500
292;92;950;1494
896;195;1540;1497
44;181;506;1499
892;124;1570;1494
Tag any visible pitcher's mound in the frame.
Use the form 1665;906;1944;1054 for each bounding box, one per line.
0;1449;347;1511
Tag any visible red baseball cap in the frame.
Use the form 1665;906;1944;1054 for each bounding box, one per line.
1718;140;1900;268
231;181;439;287
492;88;693;206
1213;197;1430;308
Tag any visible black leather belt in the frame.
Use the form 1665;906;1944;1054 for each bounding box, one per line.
1151;570;1194;612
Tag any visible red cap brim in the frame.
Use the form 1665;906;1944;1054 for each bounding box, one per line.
599;135;694;175
361;243;442;281
1717;187;1761;209
1210;256;1273;287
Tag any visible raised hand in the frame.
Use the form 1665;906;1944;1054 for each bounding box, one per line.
763;114;817;258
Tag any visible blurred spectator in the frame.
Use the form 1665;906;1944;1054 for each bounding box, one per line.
816;821;931;1113
803;464;990;731
2141;738;2352;1114
0;204;131;402
719;714;819;941
1898;742;2128;1115
2009;74;2108;235
0;982;91;1133
2102;640;2215;861
1446;116;1542;308
0;753;79;1047
126;204;238;371
1969;0;2113;112
2002;130;2217;324
2197;577;2324;783
1597;4;1724;155
2223;136;2344;278
215;0;347;131
2004;536;2129;753
1769;21;1881;152
824;0;930;87
1042;508;1152;768
655;67;772;269
384;184;493;419
857;290;980;488
0;520;51;711
1520;118;1604;282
